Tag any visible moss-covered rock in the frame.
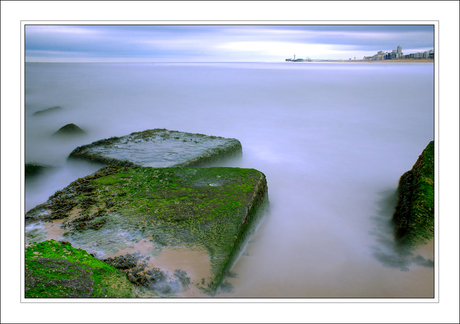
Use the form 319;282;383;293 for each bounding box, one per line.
25;240;142;298
67;128;242;168
392;141;434;246
26;165;268;295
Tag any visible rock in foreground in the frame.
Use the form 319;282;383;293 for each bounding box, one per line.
25;240;142;298
68;128;242;168
392;141;434;246
26;165;268;296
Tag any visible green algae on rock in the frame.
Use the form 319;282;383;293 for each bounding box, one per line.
392;141;434;247
67;128;242;168
25;240;144;298
25;165;268;295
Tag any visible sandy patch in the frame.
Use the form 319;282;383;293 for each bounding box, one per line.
42;208;82;241
413;238;434;260
155;248;211;283
109;241;212;297
45;219;66;240
154;247;212;297
155;247;211;280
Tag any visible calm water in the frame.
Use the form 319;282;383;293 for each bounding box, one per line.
24;62;434;298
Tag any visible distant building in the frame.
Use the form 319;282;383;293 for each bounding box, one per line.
285;54;312;62
296;45;433;62
388;46;403;59
363;45;434;61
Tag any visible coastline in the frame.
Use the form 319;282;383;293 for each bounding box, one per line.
324;59;434;63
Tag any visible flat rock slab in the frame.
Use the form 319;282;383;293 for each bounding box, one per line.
26;165;268;296
68;128;242;168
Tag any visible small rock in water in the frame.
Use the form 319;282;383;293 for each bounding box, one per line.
33;106;63;116
25;163;53;178
52;123;86;137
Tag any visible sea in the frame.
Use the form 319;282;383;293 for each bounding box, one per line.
24;61;435;298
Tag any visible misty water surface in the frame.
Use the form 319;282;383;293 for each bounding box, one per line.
25;62;434;298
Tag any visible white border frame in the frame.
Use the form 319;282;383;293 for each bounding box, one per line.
2;1;458;323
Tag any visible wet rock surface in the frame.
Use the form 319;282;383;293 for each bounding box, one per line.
68;128;242;168
25;166;119;224
25;165;268;295
102;253;191;294
61;209;108;234
392;141;434;247
25;129;266;296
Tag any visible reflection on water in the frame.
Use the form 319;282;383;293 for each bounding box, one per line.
24;62;434;298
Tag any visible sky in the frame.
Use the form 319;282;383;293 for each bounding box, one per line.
25;24;434;62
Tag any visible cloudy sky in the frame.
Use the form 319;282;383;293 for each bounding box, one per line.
25;24;434;62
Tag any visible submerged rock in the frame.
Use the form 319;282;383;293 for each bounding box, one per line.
32;106;63;116
392;141;434;247
25;163;53;178
68;128;242;168
52;123;86;137
25;165;268;296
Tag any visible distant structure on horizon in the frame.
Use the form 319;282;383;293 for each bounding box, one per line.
363;45;434;61
284;45;434;62
285;54;312;62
